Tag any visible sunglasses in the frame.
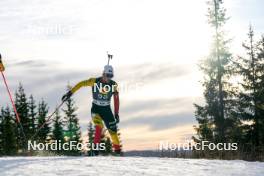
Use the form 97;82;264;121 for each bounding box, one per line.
106;73;113;78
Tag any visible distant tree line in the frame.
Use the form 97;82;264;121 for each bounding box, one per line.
0;84;114;156
194;0;264;161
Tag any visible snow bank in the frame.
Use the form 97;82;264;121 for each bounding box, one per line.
0;157;263;176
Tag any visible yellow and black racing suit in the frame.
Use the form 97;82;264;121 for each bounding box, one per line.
70;77;121;152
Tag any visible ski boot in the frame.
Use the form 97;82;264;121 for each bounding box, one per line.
88;150;99;157
113;149;124;156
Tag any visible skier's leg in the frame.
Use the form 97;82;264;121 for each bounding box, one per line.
108;129;121;153
91;113;104;145
102;107;121;153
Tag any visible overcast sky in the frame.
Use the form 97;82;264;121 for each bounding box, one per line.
0;0;263;150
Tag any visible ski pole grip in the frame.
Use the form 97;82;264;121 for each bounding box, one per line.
0;54;5;72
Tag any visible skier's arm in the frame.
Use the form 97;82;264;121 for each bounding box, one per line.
113;83;120;123
62;78;96;102
70;78;96;94
114;92;119;115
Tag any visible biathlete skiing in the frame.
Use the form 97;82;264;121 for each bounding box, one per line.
61;54;122;156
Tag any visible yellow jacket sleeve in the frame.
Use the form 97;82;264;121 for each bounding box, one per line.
71;78;96;94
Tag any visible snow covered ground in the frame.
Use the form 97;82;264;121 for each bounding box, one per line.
0;156;263;176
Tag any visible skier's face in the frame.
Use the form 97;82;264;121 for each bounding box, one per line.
102;73;113;82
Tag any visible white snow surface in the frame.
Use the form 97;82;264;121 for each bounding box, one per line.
0;157;263;176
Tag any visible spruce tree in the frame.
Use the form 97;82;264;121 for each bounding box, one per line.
100;135;112;155
256;36;264;146
1;106;16;155
194;0;235;143
15;83;29;150
117;129;123;152
0;108;4;155
63;87;82;155
99;130;113;155
28;95;37;136
87;122;94;155
233;27;264;147
51;110;65;154
52;110;64;141
105;137;113;154
37;99;50;144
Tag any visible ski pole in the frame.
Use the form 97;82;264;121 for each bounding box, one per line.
1;71;27;140
30;100;65;140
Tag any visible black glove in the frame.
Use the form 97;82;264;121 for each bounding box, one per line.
61;91;72;102
115;114;120;124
